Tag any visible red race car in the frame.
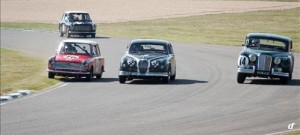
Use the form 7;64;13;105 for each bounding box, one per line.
48;39;104;81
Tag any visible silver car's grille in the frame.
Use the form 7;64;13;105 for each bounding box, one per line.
138;60;148;73
74;25;92;31
257;54;272;71
53;62;84;70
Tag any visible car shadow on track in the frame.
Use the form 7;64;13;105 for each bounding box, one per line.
247;79;300;86
65;36;110;39
57;77;118;83
55;78;208;85
127;79;208;85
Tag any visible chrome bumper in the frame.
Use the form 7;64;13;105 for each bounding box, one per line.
238;66;289;77
271;68;289;77
119;71;168;77
69;31;96;34
48;69;90;75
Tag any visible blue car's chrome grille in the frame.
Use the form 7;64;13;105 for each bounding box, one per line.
138;60;148;73
257;54;272;71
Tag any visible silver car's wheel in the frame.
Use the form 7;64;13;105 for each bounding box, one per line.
162;68;171;83
119;76;126;84
59;26;64;37
237;73;246;84
170;70;176;81
280;77;289;84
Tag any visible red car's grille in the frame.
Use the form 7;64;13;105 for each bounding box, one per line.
52;62;84;70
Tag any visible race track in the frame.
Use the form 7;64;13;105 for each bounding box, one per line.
1;29;300;135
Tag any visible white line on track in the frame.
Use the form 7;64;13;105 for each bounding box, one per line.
0;83;69;106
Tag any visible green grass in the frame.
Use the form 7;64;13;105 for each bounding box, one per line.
99;8;300;52
0;48;59;95
1;8;299;53
285;131;300;135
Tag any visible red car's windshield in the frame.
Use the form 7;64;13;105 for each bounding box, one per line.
59;42;92;55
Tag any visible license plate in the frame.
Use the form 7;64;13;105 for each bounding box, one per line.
257;71;270;75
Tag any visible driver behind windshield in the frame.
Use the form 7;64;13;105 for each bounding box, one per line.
129;44;144;53
63;43;77;54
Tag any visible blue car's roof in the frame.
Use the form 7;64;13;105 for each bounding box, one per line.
130;39;171;45
246;33;292;42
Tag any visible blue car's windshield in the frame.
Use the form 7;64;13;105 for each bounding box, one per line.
245;38;287;52
129;43;168;55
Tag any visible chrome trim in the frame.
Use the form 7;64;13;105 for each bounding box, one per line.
69;31;96;34
238;66;255;74
138;60;149;73
258;54;272;71
48;69;90;75
119;71;168;77
271;68;289;77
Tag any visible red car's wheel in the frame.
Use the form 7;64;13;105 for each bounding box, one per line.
48;72;55;79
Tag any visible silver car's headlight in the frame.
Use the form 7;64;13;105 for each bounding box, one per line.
70;24;74;30
151;60;159;67
249;54;257;62
127;58;136;66
92;24;96;30
274;57;281;65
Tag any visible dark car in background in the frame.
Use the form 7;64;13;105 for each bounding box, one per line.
59;11;96;38
119;39;176;84
237;33;294;84
48;39;104;81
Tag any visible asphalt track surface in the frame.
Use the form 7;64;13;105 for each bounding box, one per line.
1;29;300;135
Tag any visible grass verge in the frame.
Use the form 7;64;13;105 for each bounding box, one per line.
1;8;299;53
99;8;300;52
0;48;59;95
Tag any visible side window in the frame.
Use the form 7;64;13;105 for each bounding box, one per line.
64;14;68;21
168;44;174;54
93;45;100;56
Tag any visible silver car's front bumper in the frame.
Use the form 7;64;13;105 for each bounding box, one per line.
48;69;90;75
119;71;168;77
69;31;96;34
238;66;289;77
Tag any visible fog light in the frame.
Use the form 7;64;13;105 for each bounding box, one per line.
277;67;282;72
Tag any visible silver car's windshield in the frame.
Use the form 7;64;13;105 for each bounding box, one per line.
129;43;168;55
59;42;92;55
245;38;287;52
69;13;91;22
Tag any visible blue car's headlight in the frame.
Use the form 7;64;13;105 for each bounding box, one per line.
151;60;159;67
126;58;136;67
151;59;167;70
